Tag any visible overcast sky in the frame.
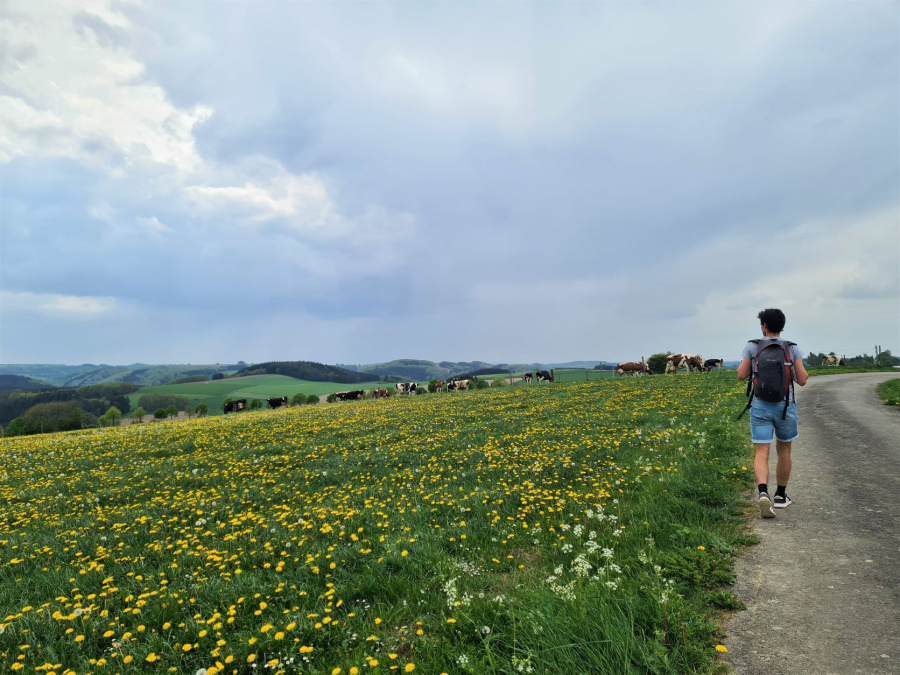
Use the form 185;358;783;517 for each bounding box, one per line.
1;1;898;367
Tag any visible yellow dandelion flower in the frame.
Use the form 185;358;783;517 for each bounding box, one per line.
716;645;728;653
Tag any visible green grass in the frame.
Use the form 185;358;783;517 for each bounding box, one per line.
551;368;612;383
876;378;900;406
1;374;753;673
807;364;897;377
130;375;395;414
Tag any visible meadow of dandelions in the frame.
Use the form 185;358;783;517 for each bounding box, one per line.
1;373;752;674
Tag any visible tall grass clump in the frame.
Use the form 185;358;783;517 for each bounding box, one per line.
1;371;753;674
876;378;900;406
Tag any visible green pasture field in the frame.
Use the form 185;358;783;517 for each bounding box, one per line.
1;374;754;674
130;375;394;413
552;368;613;383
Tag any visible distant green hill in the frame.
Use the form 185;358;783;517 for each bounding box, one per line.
0;364;246;388
0;374;53;391
59;364;238;387
356;359;543;381
0;364;99;385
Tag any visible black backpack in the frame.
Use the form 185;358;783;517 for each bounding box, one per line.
738;338;796;420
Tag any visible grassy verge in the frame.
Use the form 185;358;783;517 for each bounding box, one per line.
806;365;897;377
875;378;900;406
1;373;753;674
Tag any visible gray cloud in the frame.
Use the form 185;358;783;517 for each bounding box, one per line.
1;1;897;364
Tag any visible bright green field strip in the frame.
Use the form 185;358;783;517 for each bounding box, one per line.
130;375;408;413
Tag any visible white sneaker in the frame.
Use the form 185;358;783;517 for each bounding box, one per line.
758;493;775;518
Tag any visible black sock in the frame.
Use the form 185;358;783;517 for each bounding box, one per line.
758;484;768;496
775;485;787;498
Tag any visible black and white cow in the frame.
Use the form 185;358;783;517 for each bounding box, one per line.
536;370;553;383
447;379;469;391
822;354;846;366
335;390;365;401
267;396;288;409
224;399;247;414
522;372;533;383
703;359;724;371
396;382;418;395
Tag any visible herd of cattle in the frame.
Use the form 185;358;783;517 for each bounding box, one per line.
614;355;724;376
222;355;850;412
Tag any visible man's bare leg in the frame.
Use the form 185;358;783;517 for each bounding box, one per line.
773;440;793;507
775;440;792;486
754;442;775;517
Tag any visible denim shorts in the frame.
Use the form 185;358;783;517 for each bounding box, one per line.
750;398;798;444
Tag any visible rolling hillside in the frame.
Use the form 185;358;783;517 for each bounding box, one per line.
0;363;242;387
130;374;388;414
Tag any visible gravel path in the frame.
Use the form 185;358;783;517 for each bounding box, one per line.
724;372;900;674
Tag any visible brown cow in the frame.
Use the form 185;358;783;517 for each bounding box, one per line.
616;361;653;376
665;353;704;373
372;389;390;399
433;380;445;392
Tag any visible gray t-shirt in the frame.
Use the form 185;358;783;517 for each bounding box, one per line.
742;339;805;402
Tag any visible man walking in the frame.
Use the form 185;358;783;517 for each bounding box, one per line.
737;308;809;518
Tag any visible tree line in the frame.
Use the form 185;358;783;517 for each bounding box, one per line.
235;361;390;384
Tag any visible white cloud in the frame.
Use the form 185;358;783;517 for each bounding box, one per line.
1;291;118;319
0;1;211;171
184;172;334;227
135;215;174;241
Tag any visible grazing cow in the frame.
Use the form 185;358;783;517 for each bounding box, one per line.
267;396;288;409
822;354;846;366
615;361;653;376
522;372;533;383
335;390;365;401
372;388;390;399
686;356;706;372
224;399;247;414
536;370;553;383
447;379;469;391
396;382;418;395
704;359;724;371
665;354;704;373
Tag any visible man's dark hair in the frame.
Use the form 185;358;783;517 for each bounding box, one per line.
757;308;786;333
